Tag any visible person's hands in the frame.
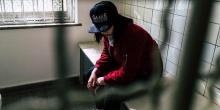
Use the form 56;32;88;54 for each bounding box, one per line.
97;77;106;86
87;68;99;91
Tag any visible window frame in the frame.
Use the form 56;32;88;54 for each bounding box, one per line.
0;0;80;29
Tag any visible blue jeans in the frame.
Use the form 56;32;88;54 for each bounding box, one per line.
83;66;124;110
83;66;150;110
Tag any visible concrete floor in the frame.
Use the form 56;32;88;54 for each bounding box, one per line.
1;78;95;110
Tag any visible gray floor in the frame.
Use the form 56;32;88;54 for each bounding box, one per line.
1;79;96;110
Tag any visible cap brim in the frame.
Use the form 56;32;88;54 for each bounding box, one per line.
88;24;100;33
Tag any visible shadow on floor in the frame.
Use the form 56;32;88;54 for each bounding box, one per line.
1;77;95;110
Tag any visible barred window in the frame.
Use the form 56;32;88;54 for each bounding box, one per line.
0;0;78;25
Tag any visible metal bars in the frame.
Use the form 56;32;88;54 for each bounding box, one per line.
171;0;215;110
0;0;77;25
54;3;71;109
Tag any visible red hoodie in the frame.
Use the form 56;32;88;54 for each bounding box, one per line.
95;23;160;85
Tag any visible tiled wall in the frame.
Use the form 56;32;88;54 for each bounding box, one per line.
111;0;220;105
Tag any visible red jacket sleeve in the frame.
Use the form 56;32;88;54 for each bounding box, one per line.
103;31;155;84
95;37;113;73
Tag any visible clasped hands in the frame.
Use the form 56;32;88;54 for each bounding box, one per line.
87;68;106;91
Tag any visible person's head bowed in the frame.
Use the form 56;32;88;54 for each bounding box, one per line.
88;1;119;33
88;1;133;42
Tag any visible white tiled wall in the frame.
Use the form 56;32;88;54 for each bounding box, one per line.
167;47;180;65
210;2;220;24
172;15;186;34
217;33;220;46
137;0;145;7
214;88;220;105
206;23;220;44
170;31;183;49
154;0;164;10
166;60;178;76
144;8;153;23
199;61;211;75
125;4;131;16
137;7;145;19
152;10;162;25
112;0;220;105
159;28;171;44
151;24;160;40
213;46;220;65
145;0;154;9
174;0;189;16
202;43;215;63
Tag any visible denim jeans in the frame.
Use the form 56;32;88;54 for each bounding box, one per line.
83;66;151;110
83;66;123;110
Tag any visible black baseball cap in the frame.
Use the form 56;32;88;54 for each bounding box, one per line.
88;1;119;33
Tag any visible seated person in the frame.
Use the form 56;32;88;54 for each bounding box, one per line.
85;1;163;110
